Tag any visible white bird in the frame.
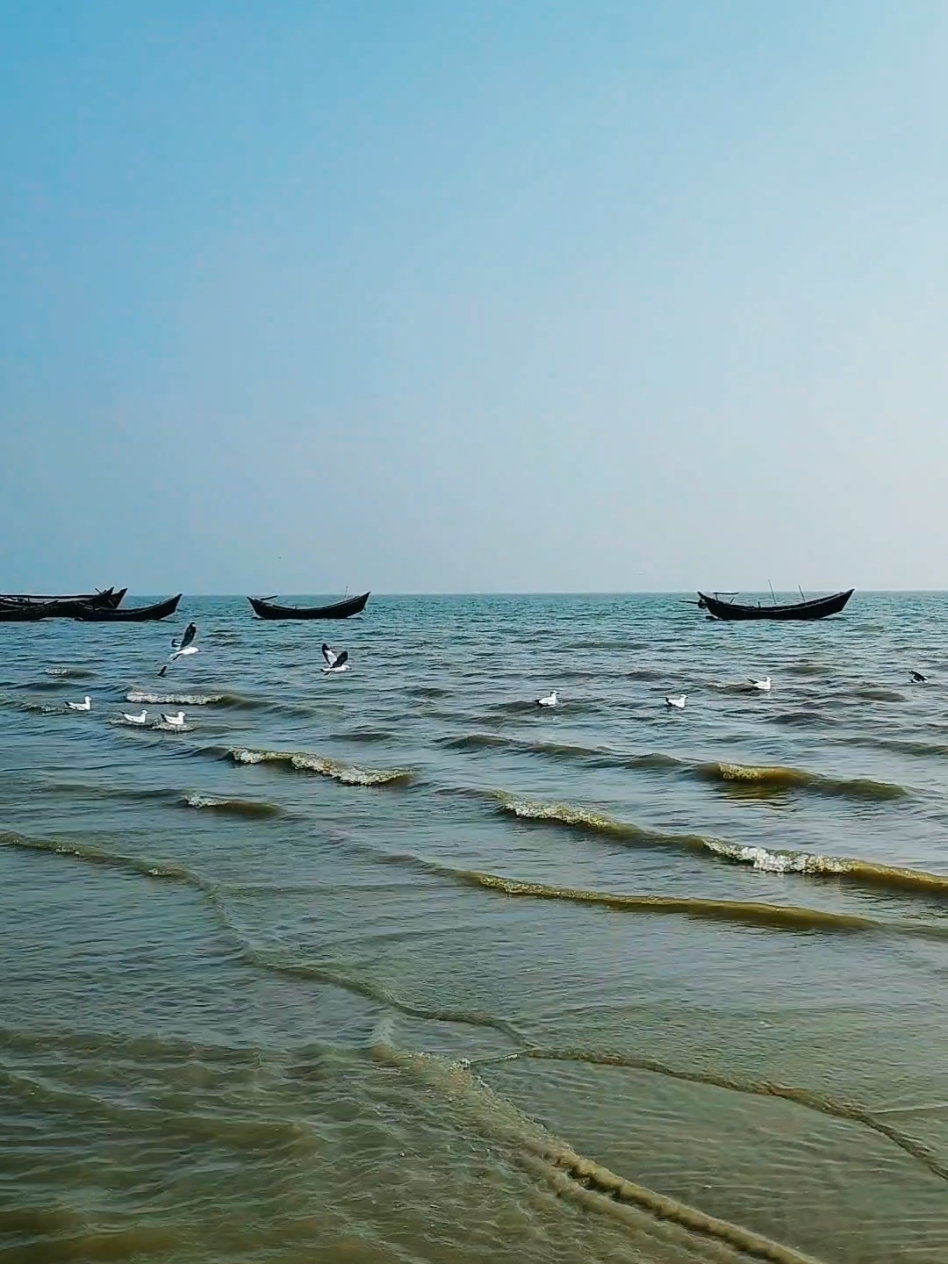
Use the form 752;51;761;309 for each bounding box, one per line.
321;643;350;674
537;691;558;707
665;695;687;709
123;709;148;724
161;711;186;728
750;677;772;692
66;696;92;711
159;623;198;676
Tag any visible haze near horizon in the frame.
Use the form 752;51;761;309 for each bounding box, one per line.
2;2;946;595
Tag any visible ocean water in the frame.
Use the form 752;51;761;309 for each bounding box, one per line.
3;592;948;1264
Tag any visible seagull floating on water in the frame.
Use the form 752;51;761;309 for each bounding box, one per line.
123;709;148;724
750;677;772;692
665;694;686;709
321;644;349;674
537;691;558;707
910;670;928;683
66;696;92;711
161;711;186;728
159;623;198;676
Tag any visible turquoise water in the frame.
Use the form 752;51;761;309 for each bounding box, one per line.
3;592;948;1263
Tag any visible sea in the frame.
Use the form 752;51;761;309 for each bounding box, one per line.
2;592;948;1264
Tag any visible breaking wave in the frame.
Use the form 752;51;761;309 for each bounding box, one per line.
227;748;413;787
492;794;948;897
180;793;282;819
696;761;907;801
126;690;232;706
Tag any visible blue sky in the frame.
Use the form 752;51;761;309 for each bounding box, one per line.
2;1;946;593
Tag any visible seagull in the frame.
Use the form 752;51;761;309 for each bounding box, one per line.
750;677;772;692
66;696;92;711
321;643;349;674
665;695;686;709
910;670;928;683
161;711;186;728
123;709;148;724
159;623;198;676
537;691;558;707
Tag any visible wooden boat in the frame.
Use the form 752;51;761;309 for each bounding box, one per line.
70;594;183;622
0;603;49;622
697;589;855;622
248;592;370;620
0;587;126;609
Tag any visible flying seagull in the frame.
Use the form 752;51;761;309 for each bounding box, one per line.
321;644;350;674
159;622;198;676
66;696;92;711
750;676;772;692
161;710;186;728
910;670;928;683
665;695;686;709
123;709;148;724
537;691;558;707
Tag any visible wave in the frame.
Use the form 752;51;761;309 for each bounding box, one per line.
440;732;682;775
44;667;94;679
770;710;833;727
705;840;948;894
124;688;315;718
180;793;281;819
329;728;396;744
489;699;556;716
507;1048;948;1185
0;696;64;715
853;686;906;702
492;794;948;898
0;831;520;1044
695;761;907;801
371;1033;821;1264
443;869;882;935
29;780;281;820
440;733;511;752
227;748;413;787
443;737;901;804
126;690;233;706
496;794;652;842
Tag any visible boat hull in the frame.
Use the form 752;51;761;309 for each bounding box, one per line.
70;595;182;622
697;589;854;621
0;587;126;610
248;592;370;620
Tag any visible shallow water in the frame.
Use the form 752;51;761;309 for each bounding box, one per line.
3;592;948;1262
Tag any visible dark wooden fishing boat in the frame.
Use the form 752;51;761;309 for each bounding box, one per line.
0;586;126;609
697;589;854;622
70;594;183;622
248;592;370;620
0;603;49;622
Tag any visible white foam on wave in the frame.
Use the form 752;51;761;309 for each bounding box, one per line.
229;747;412;786
703;839;849;875
127;690;222;705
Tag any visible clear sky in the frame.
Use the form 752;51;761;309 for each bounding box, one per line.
2;1;946;594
